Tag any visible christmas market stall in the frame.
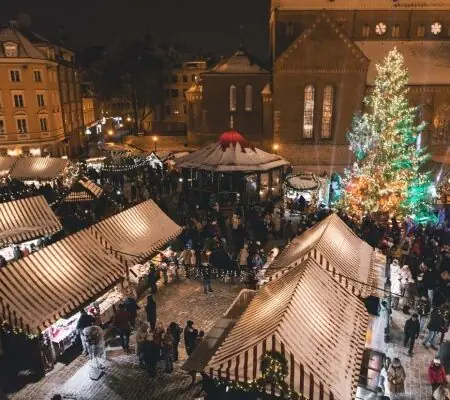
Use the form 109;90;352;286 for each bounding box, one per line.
283;172;330;211
0;228;126;378
176;130;290;207
62;176;104;204
184;257;369;400
8;157;70;184
0;195;62;263
0;157;18;179
88;199;182;294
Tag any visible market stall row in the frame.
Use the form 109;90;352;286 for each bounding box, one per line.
0;156;70;182
0;199;181;368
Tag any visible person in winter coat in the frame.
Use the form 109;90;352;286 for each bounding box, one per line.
424;308;445;350
391;272;402;310
387;358;406;397
135;322;150;365
147;265;160;294
145;295;157;331
403;278;417;314
184;320;196;356
429;358;447;396
438;340;450;375
404;313;420;356
162;330;174;373
433;386;450;400
417;296;431;332
400;265;413;296
123;297;140;328
390;259;401;283
180;247;196;279
239;244;249;270
168;322;182;361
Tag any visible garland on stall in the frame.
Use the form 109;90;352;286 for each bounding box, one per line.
213;351;300;400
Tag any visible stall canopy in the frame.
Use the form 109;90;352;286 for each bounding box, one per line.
0;229;125;333
9;157;69;180
201;258;369;400
266;213;377;296
89;200;182;265
0;195;62;246
63;176;104;203
0;156;18;178
176;131;290;172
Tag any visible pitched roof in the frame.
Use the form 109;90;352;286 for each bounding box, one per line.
0;27;46;59
0;156;19;178
272;0;450;10
266;213;375;296
0;195;62;246
206;258;369;400
176;130;290;172
356;41;450;85
207;46;268;74
9;157;69;180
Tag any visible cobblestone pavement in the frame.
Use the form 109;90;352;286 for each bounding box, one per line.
385;309;447;400
9;279;244;400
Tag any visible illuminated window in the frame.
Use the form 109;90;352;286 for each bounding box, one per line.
392;25;400;38
321;85;334;139
39;117;48;132
433;104;450;144
362;24;370;38
37;93;45;107
16;118;28;133
303;85;315;138
417;24;426;38
245;85;253;111
34;70;43;83
0;118;5;134
229;85;237;111
4;43;18;57
13;94;24;108
10;69;21;82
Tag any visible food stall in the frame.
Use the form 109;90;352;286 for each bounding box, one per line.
283;172;330;210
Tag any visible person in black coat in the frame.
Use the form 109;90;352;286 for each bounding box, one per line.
145;295;157;331
184;320;196;356
404;313;420;356
423;308;445;350
142;336;159;377
123;297;140;328
168;321;182;361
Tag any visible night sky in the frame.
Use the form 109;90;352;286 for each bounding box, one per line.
4;0;270;59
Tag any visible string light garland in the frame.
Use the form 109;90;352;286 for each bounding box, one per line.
0;320;37;340
342;48;435;223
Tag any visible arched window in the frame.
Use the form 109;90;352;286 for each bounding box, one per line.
303;85;315;138
417;24;426;38
245;85;253;111
433;104;450;144
321;85;334;139
362;24;370;38
392;24;400;38
229;85;237;111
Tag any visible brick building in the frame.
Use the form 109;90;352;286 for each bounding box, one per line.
189;0;450;172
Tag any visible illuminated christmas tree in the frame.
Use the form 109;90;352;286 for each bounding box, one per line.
342;48;434;222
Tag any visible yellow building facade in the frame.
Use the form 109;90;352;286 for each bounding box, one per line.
0;23;83;157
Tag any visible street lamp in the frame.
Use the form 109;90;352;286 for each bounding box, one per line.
108;129;114;136
153;135;158;152
126;117;131;122
272;143;279;153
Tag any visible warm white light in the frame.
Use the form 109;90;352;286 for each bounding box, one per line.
153;136;158;142
272;143;279;151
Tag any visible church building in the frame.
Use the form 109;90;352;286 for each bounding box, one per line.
187;0;450;172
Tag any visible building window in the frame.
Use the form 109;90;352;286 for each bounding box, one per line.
0;118;5;134
321;85;334;139
362;24;370;38
392;25;400;38
229;85;237;112
39;117;48;132
171;75;178;83
303;85;315;138
34;70;43;83
16;118;28;133
431;22;442;35
286;22;294;37
417;24;426;38
245;85;253;111
433;104;450;144
13;94;24;108
37;93;45;107
4;43;18;57
171;89;179;98
182;75;188;83
10;70;21;82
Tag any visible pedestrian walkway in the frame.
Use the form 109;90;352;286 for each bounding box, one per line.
9;280;244;400
385;309;444;400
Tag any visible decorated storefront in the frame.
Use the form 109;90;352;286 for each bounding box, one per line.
176;130;290;207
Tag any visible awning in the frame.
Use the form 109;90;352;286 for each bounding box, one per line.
266;213;379;296
78;177;103;198
204;258;369;400
88;200;182;265
62;177;103;203
63;191;95;203
9;157;69;180
0;156;18;178
0;229;125;333
0;195;62;246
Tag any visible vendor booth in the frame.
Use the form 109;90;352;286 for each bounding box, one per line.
284;172;330;210
0;157;18;179
176;130;290;207
0;195;62;262
62;176;104;203
8;157;70;183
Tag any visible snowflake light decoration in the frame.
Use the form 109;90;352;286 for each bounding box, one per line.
431;22;442;35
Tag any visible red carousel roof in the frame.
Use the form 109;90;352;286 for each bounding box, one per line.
176;130;290;172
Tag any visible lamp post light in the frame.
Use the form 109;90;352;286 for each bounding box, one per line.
272;143;279;154
153;135;158;152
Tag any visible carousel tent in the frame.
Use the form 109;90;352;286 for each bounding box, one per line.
176;131;289;172
88;200;182;265
265;213;377;296
0;195;62;246
0;229;125;333
199;258;369;400
9;157;69;181
62;176;104;203
0;156;18;178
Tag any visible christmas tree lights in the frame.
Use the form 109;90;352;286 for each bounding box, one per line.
342;48;435;222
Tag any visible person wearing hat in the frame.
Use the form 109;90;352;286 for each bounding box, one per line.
387;358;406;397
428;358;447;397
